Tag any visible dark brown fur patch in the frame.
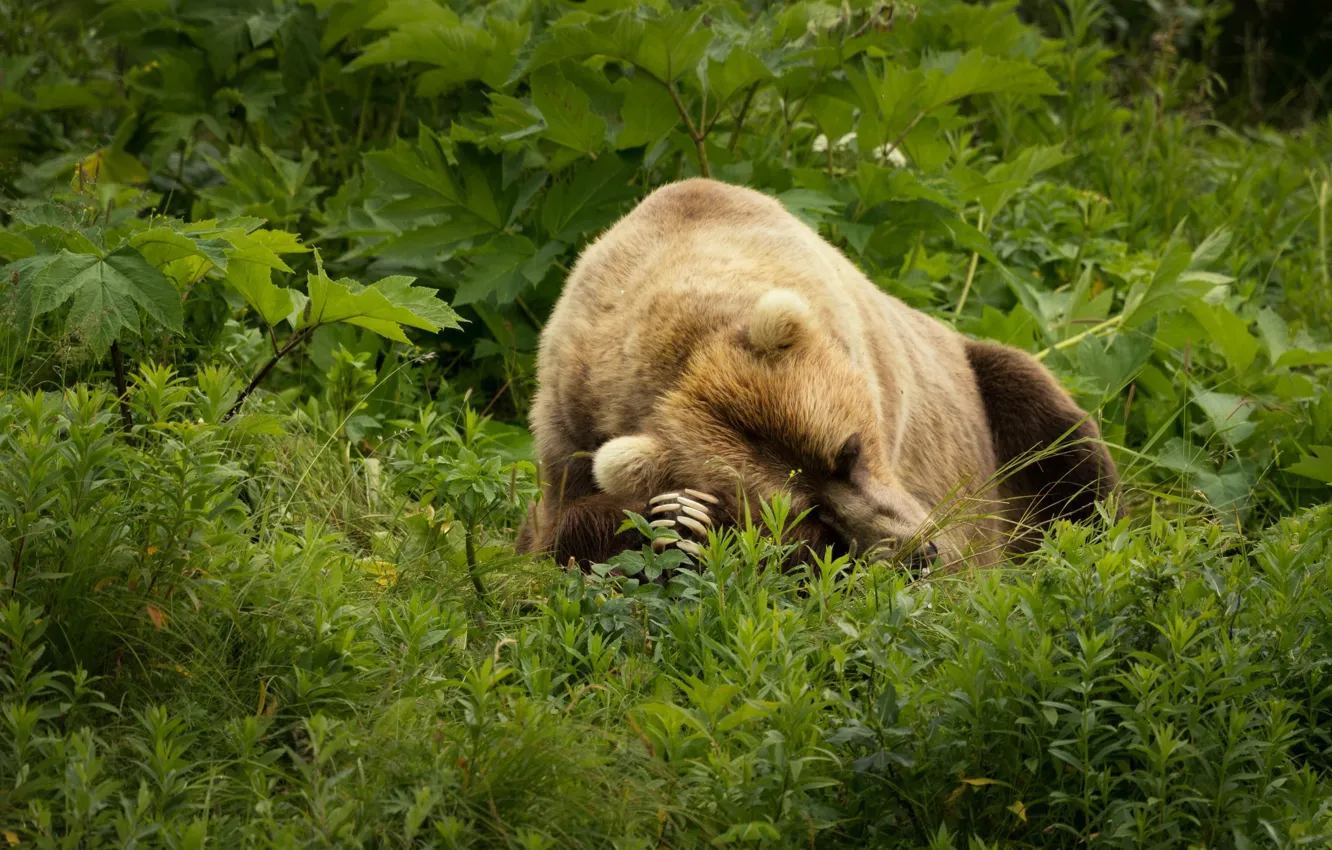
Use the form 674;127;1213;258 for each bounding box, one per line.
965;339;1121;549
559;360;603;452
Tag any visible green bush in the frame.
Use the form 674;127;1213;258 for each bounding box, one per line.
2;0;1331;846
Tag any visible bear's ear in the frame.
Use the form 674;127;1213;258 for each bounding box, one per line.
744;289;812;355
833;433;863;479
592;434;665;498
966;339;1122;540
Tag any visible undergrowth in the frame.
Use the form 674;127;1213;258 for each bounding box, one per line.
2;386;1330;847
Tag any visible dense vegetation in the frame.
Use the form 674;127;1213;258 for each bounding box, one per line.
2;0;1331;846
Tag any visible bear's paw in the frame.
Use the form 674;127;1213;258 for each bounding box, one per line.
646;489;720;557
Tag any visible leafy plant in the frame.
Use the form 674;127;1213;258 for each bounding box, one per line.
2;0;1332;845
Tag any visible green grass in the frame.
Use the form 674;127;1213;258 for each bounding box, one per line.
1;385;1330;848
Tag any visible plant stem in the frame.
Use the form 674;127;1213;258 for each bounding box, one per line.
110;340;134;434
637;55;713;178
1033;314;1124;361
224;327;312;421
8;533;24;600
880;109;927;162
954;210;986;315
727;83;760;152
353;74;374;155
464;527;487;600
1315;174;1329;308
387;84;406;141
317;68;347;170
660;75;710;178
514;296;544;330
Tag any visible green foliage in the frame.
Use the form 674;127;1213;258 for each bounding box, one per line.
2;385;1331;845
2;0;1332;845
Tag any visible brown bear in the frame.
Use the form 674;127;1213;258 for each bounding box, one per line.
516;178;1118;572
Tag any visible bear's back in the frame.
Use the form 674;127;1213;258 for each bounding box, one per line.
534;179;993;506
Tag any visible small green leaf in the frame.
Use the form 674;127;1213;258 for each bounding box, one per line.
615;74;678;149
1285;446;1332;483
531;65;608;156
454;237;562;307
0;231;36;261
1256;307;1290;363
1190;226;1233;267
706;46;771;104
1274;348;1332;368
1187;301;1259;372
225;262;296;328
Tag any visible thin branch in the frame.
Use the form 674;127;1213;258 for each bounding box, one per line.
109;340;134;435
664;80;710;178
954;211;986;315
726;83;760;151
514;296;545;331
316;68;347;170
698;79;708;142
223;327;314;421
1033;315;1124;362
880;109;928;162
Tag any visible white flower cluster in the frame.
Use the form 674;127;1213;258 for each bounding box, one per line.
810;131;909;167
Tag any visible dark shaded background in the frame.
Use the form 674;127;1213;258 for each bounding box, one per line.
1017;0;1331;125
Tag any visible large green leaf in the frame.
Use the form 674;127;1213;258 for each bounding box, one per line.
1191;390;1256;447
540;154;639;242
453;237;563;307
1187;301;1259;372
615;74;678;149
1120;227;1213;330
850;49;1058;157
920;49;1060;109
363;128;508;239
295;255;461;342
706;46;772;104
170;226;309;328
347;5;527;94
971;145;1071;219
855;162;954;210
226;262;296;328
531;66;608;156
0;231;36;261
370;275;465;329
129;226;231;286
532;7;712;84
5;248;183;355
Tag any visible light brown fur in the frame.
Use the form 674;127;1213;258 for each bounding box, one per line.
517;179;1118;570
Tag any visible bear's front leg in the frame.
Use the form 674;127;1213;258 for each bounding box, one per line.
523;492;644;570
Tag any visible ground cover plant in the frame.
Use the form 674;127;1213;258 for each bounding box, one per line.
2;0;1331;846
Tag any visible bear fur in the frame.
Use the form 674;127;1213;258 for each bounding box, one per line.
516;178;1118;570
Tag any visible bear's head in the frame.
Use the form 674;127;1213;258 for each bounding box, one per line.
591;288;938;560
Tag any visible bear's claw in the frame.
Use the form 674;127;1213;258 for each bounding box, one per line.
648;490;715;557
